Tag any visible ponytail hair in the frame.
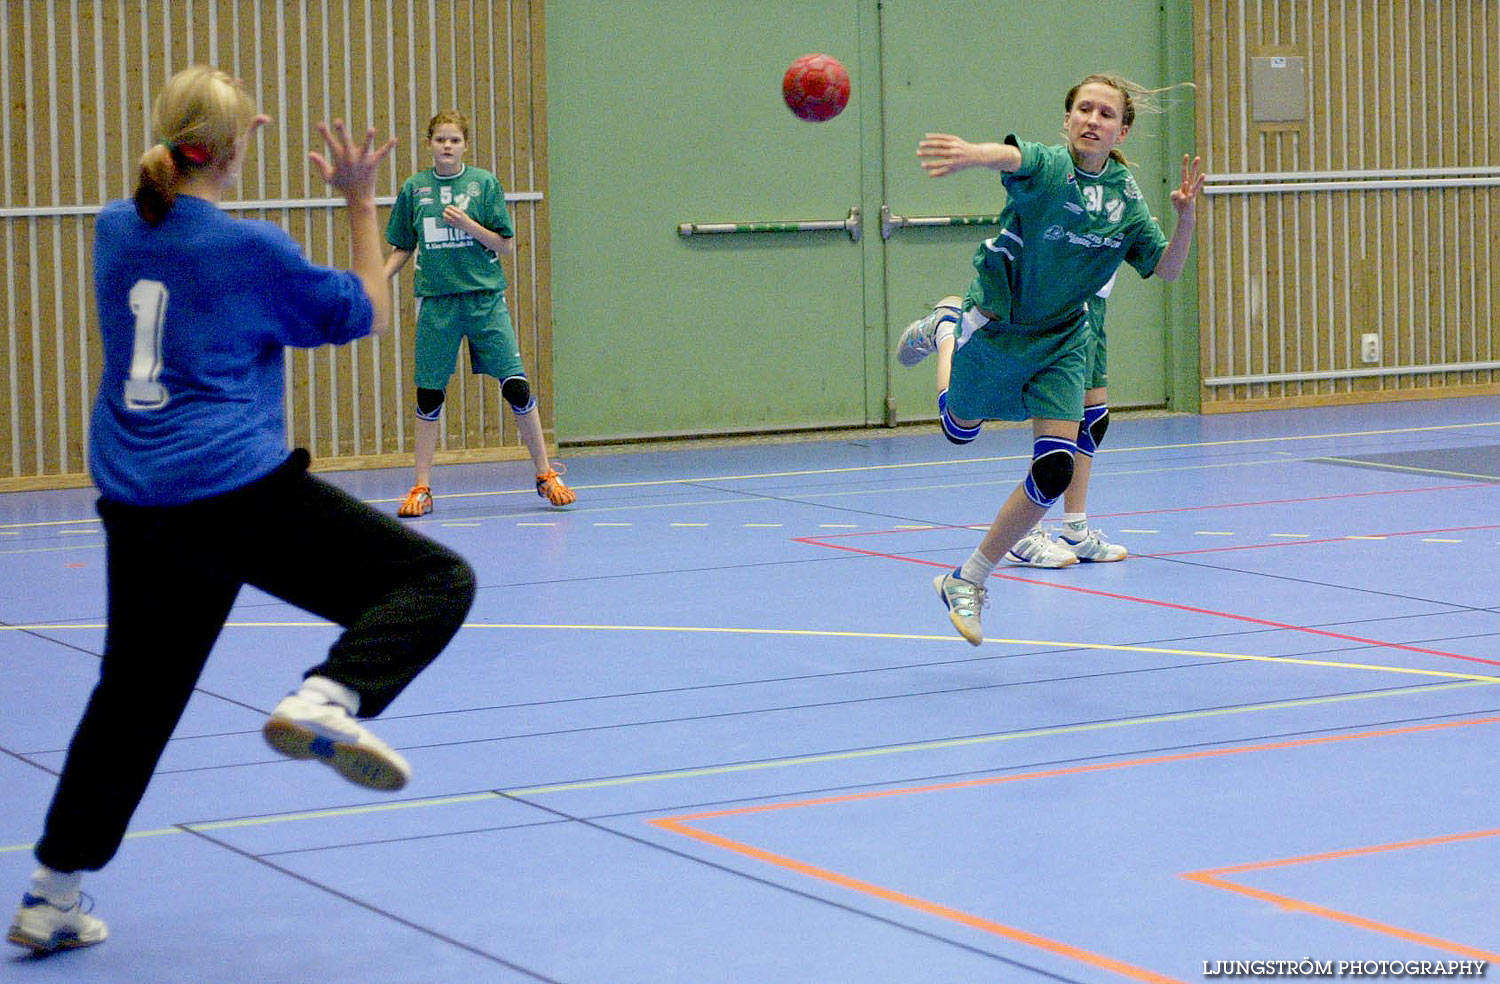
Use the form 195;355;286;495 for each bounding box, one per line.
1064;73;1194;168
134;66;257;224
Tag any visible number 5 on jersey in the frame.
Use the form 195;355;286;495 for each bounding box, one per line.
126;279;169;410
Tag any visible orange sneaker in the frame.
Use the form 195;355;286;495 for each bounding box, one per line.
535;468;576;506
397;485;433;517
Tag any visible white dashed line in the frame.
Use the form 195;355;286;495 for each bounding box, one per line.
1118;529;1158;534
1346;535;1386;540
1421;538;1460;543
1193;531;1234;536
1269;533;1310;538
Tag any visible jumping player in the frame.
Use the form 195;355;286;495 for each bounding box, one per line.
902;275;1126;570
898;73;1205;645
385;109;574;516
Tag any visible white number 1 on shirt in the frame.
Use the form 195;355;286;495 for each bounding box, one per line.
125;279;169;410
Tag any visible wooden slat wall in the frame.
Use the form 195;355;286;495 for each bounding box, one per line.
0;0;551;488
1195;0;1499;411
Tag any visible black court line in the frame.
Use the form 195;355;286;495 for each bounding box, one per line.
247;701;1500;865
1310;444;1500;481
176;825;565;982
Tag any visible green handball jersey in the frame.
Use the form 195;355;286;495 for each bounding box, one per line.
969;137;1167;330
386;164;514;297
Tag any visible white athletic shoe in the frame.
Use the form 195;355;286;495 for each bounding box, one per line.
1003;526;1080;568
897;295;963;367
933;570;987;646
1057;525;1128;562
263;694;411;791
7;893;107;953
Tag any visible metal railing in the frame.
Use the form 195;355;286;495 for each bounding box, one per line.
677;206;861;242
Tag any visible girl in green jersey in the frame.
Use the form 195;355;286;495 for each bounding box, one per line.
899;74;1205;646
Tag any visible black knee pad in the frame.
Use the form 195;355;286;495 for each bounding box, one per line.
1022;436;1077;506
500;375;535;414
416;387;445;421
1077;404;1109;456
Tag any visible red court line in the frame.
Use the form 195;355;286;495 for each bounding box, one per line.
650;716;1500;981
1182;829;1500;961
792;536;1500;669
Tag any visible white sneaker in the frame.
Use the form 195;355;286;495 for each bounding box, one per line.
896;296;963;367
1057;525;1128;562
1003;526;1079;568
263;694;411;791
7;893;107;953
933;570;987;646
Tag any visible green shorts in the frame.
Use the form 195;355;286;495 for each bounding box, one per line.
414;290;525;390
1084;295;1108;391
947;311;1089;424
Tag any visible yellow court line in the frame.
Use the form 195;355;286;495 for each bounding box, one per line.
1;419;1489;525
5;620;1497;684
360;419;1500;506
2;680;1490;856
506;680;1493;796
2;621;1493;850
0;544;101;557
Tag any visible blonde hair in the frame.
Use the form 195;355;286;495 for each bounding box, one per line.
1064;73;1194;168
134;66;258;224
426;109;470;142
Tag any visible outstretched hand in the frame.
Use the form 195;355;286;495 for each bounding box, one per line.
308;120;398;204
1170;154;1207;218
917;132;978;178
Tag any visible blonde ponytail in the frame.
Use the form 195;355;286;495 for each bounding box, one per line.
132;66;257;224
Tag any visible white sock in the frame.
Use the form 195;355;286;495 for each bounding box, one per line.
1061;513;1089;537
933;312;957;346
959;547;998;585
298;675;360;715
31;866;81;905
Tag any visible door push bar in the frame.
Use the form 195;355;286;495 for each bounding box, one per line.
677;206;862;242
880;204;1004;240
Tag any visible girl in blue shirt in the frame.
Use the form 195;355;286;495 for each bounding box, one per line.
8;66;476;955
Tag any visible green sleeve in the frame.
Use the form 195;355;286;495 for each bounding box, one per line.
1124;207;1169;279
386;180;417;251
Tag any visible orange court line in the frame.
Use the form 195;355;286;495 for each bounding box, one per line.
651;815;1187;984
649;715;1500;981
1183;829;1500;962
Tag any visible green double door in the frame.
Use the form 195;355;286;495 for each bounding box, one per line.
548;1;1193;442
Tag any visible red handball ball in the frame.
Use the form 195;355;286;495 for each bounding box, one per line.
782;53;850;122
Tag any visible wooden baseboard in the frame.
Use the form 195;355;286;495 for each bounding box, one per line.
1202;383;1500;414
0;445;547;494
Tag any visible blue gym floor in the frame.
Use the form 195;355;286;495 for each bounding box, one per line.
3;396;1499;983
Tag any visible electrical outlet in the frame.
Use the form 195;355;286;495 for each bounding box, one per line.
1360;333;1381;364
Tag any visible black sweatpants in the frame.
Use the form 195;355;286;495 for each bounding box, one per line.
35;450;476;872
